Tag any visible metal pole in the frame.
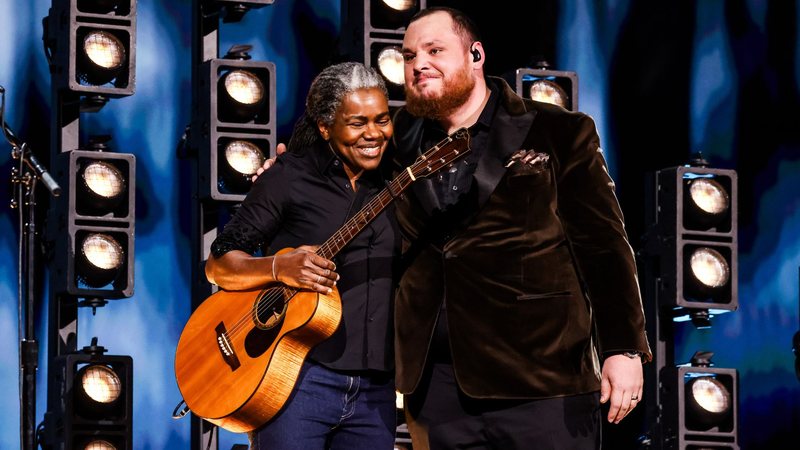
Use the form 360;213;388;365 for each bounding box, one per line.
190;1;220;448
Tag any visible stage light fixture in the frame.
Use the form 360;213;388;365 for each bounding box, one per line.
218;68;267;122
369;41;406;105
515;61;578;111
644;162;737;319
50;141;135;299
214;0;275;23
77;0;123;14
77;29;128;86
341;0;427;107
660;352;738;448
196;45;276;202
43;339;133;449
44;0;137;102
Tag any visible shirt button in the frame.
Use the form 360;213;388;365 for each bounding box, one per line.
452;186;458;191
368;316;374;322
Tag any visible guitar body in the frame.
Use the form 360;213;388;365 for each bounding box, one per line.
174;251;341;432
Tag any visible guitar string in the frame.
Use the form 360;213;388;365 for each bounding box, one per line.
216;134;463;347
221;184;403;341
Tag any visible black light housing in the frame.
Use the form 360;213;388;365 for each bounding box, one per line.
196;46;276;202
44;0;137;101
44;339;133;449
214;0;275;23
515;61;579;111
50;144;135;299
645;163;738;319
660;352;738;448
341;0;427;107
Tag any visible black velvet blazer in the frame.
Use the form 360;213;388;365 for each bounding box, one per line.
389;77;652;399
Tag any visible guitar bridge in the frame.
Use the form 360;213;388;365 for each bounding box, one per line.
215;322;241;371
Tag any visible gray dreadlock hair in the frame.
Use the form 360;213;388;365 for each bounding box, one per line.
288;62;388;152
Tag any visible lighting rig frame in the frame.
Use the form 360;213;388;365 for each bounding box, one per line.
42;1;138;448
185;1;277;449
640;158;740;449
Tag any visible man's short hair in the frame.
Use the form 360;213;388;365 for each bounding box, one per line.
408;7;481;49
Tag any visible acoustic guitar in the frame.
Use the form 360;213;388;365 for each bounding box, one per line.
174;128;471;433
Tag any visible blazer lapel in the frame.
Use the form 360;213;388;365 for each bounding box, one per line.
473;96;537;209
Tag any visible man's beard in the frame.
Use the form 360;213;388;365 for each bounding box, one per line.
405;64;475;120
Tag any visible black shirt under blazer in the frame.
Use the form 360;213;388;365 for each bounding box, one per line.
389;77;652;399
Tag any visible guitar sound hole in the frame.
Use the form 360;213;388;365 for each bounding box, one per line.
253;288;287;330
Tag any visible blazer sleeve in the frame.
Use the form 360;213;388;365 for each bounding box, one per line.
553;112;652;361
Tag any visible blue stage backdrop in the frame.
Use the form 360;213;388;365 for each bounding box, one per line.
1;1;798;449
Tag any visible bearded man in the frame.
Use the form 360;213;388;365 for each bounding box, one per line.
388;7;652;450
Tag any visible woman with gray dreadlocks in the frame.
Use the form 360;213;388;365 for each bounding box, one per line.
205;62;397;449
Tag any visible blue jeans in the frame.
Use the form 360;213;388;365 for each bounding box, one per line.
249;360;396;450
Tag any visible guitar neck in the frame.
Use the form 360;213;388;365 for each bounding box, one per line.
316;171;413;260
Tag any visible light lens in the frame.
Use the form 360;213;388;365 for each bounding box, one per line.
225;140;266;176
529;79;568;108
685;374;733;431
690;377;729;413
83;440;117;450
689;178;729;215
383;0;416;11
224;70;264;105
82;233;124;271
689;247;730;288
81;364;122;404
83;161;125;199
83;31;125;70
377;47;405;86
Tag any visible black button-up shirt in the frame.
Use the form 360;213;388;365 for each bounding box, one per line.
419;81;500;363
211;140;398;372
420;82;499;211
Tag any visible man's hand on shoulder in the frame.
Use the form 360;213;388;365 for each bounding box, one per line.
251;142;287;182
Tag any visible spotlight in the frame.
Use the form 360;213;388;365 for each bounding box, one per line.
218;138;267;193
685;375;732;430
50;143;135;299
371;42;406;106
644;162;737;317
43;339;133;449
44;0;137;100
196;46;276;202
76;159;128;215
76;232;126;288
218;69;267;122
515;61;579;111
341;1;428;107
370;0;420;30
376;46;404;86
77;29;128;86
660;352;738;447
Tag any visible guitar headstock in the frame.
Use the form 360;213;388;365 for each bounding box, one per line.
409;127;471;180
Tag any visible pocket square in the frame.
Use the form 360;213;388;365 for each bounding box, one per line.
505;149;550;172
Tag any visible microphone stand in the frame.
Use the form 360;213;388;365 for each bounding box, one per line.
3;85;61;450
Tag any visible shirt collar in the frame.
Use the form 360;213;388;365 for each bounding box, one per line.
310;139;383;186
475;80;499;130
